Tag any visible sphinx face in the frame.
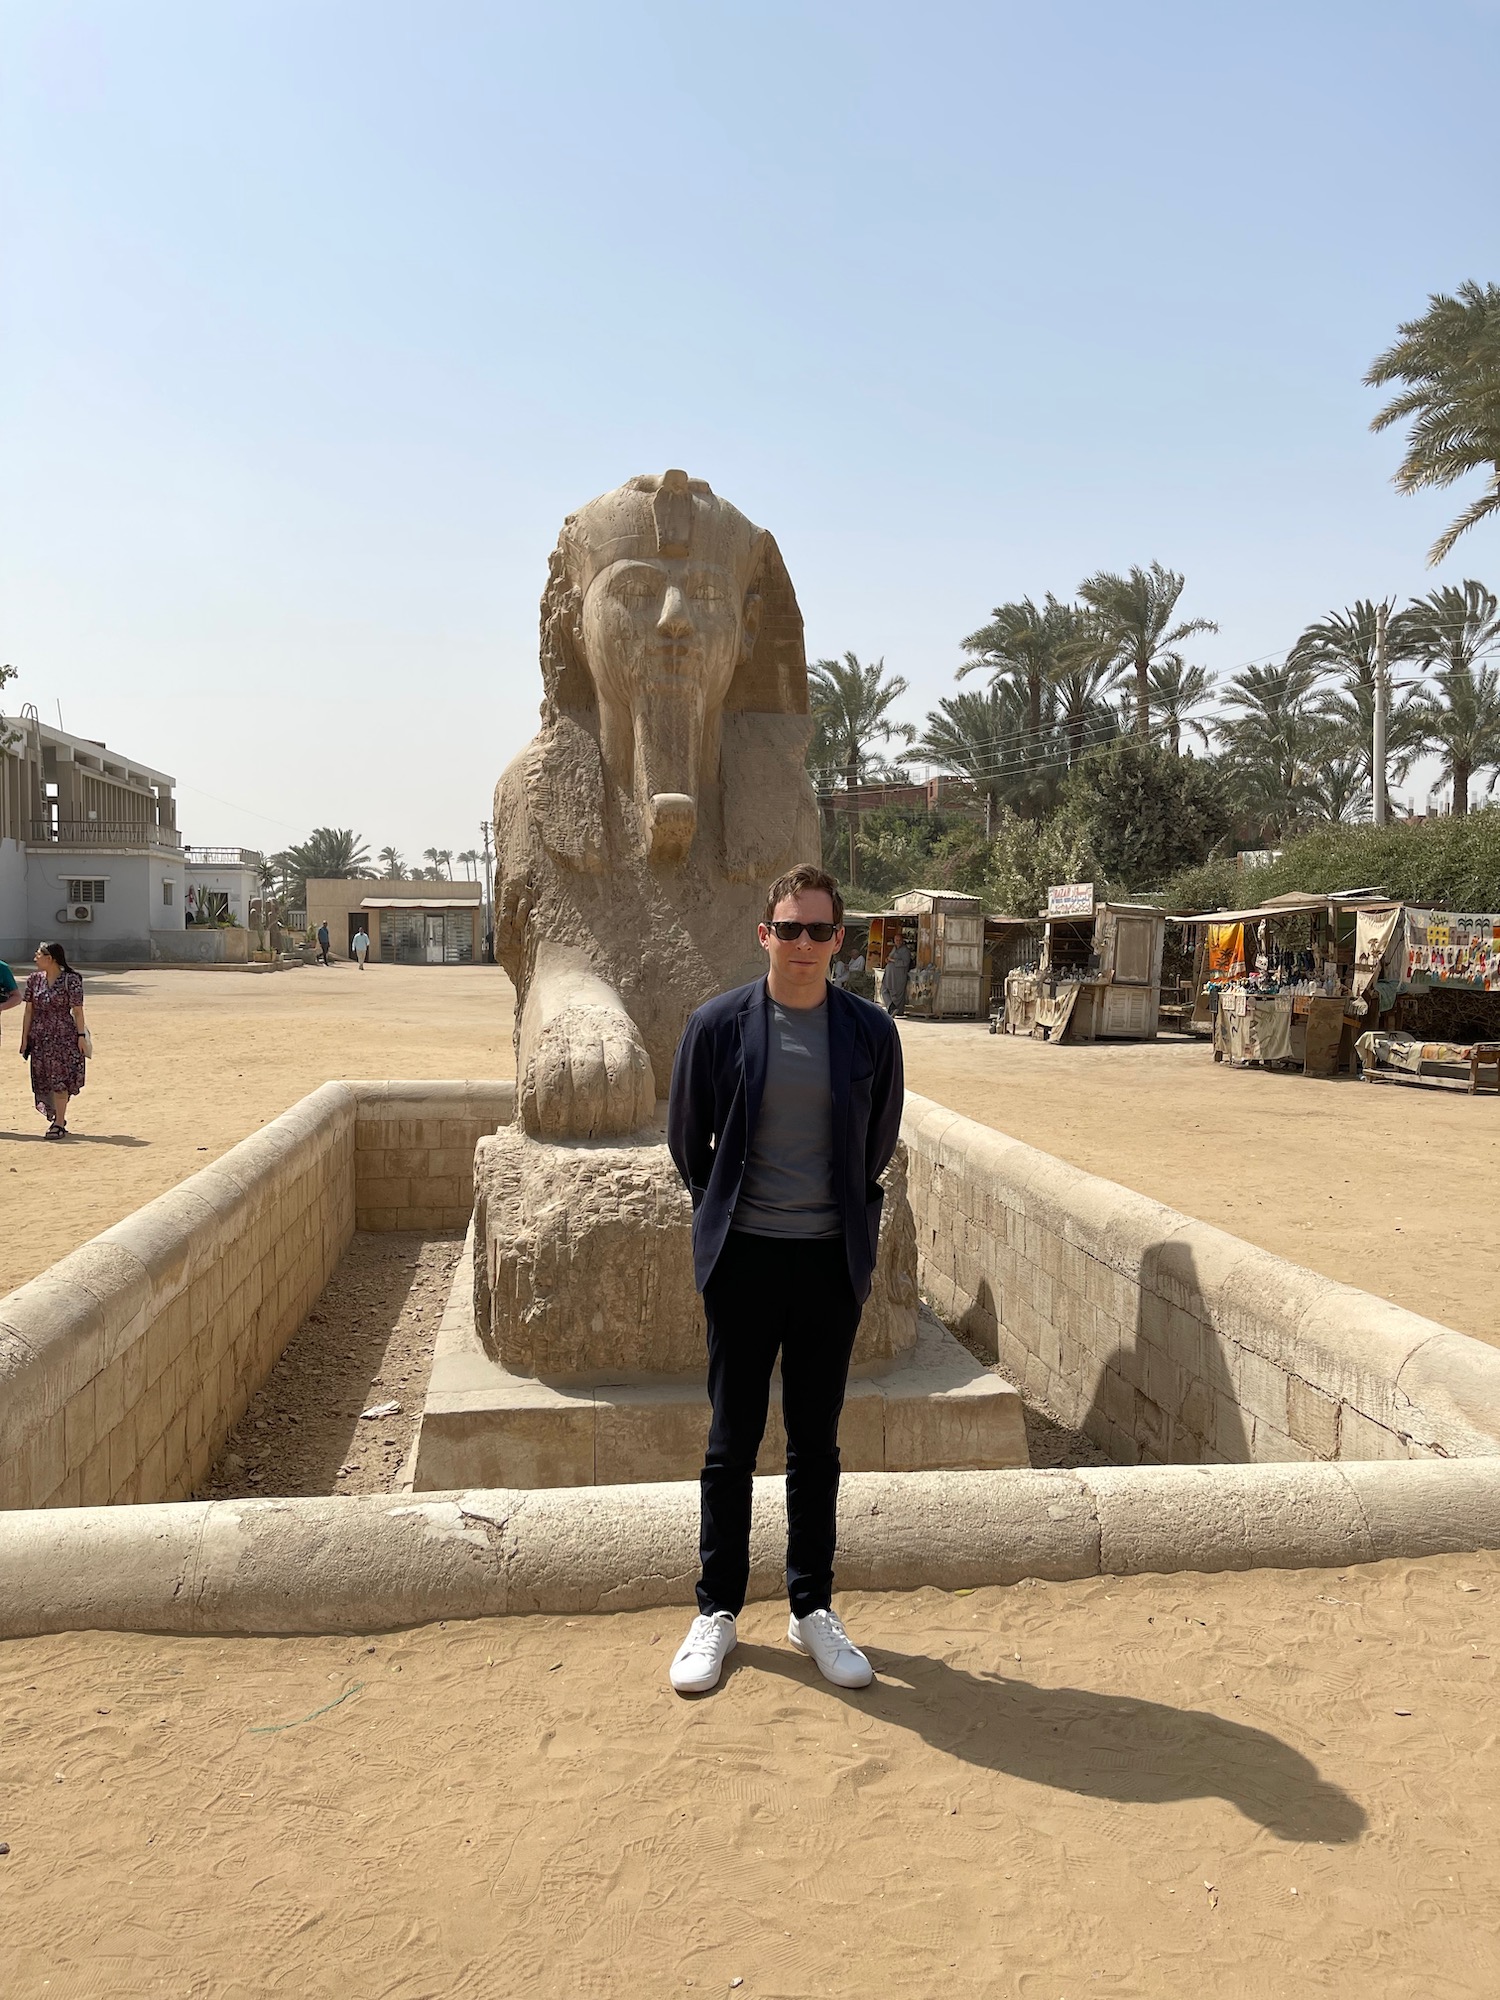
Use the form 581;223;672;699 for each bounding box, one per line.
579;555;746;865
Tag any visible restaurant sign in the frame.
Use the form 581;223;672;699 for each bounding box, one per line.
1047;881;1096;919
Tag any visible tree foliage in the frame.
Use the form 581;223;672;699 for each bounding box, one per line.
1061;739;1232;891
1075;563;1217;742
1156;807;1500;915
271;827;373;901
1366;280;1500;565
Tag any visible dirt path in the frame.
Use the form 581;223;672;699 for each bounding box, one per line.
199;1233;461;1501
899;1020;1500;1348
3;1552;1497;1997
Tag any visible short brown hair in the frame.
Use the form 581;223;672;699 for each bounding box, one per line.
764;864;844;925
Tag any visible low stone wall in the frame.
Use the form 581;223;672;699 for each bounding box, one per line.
152;925;251;964
4;1460;1500;1637
0;1079;515;1511
904;1092;1500;1467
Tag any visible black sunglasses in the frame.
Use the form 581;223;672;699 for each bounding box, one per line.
768;920;841;942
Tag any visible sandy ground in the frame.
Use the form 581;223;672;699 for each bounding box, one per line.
4;967;1496;1348
898;1021;1500;1349
199;1234;462;1501
0;962;513;1298
1;1552;1497;1998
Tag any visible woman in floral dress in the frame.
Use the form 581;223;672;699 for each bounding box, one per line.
20;940;89;1138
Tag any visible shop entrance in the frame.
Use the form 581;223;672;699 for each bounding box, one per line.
424;914;445;964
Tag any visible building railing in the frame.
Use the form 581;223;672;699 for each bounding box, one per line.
184;845;264;868
28;819;182;850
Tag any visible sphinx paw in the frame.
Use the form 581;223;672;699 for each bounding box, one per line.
520;1004;657;1140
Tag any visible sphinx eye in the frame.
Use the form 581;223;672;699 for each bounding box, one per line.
613;571;660;605
686;577;727;603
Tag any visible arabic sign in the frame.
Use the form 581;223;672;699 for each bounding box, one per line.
1047;881;1096;919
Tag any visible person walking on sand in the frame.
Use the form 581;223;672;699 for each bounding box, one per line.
351;926;370;971
665;864;904;1696
316;921;332;966
19;940;89;1139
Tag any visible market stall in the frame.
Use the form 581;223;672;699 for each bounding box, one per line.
1003;883;1166;1043
1349;903;1500;1090
1178;889;1395;1074
984;915;1042;1031
866;890;985;1019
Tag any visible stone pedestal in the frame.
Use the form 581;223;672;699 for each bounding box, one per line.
469;1122;918;1380
409;1123;1029;1491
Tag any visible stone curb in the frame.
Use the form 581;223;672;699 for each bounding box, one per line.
3;1460;1498;1638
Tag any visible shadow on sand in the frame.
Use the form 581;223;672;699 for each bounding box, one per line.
0;1129;150;1147
727;1642;1365;1843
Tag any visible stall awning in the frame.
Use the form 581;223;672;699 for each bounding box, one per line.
1177;891;1398;925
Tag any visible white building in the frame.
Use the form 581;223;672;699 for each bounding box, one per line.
1;711;261;966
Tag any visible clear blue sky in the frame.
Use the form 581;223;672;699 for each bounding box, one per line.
3;0;1498;854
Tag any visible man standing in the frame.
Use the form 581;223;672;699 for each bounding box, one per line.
316;921;332;966
666;864;904;1696
881;934;912;1016
351;926;370;971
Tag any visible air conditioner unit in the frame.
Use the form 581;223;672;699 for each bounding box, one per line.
56;904;94;923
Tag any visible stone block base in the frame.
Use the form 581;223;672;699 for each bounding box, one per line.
472;1120;920;1378
411;1226;1029;1491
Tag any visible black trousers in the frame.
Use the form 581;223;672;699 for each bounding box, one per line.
696;1230;863;1621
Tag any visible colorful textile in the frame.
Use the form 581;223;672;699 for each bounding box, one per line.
1353;907;1403;996
1356;1031;1486;1075
1206;923;1246;980
1400;909;1500;991
24;969;85;1113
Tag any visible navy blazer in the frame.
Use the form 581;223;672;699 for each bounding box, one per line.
667;977;905;1303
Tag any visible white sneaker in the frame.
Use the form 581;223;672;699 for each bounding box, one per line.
669;1611;737;1694
788;1609;873;1689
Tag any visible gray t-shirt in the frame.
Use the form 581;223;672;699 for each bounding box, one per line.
731;996;840;1239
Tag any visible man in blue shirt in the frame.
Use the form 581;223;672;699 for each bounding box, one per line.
0;958;21;1021
666;864;904;1695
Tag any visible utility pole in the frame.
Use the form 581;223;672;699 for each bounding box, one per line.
478;818;495;963
1373;600;1389;828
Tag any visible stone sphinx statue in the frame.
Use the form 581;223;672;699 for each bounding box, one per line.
494;470;819;1139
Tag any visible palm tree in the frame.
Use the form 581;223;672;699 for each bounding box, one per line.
276;828;372;901
1215;660;1326;838
1051;656;1121;767
1403;580;1500;815
456;848;481;881
1366;281;1500;565
1411;665;1500;818
377;845;405;879
1299;755;1372;826
1076;563;1218;743
916;685;1027;835
807;652;916;888
423;846;455;880
1291;598;1426;795
960;596;1060;741
959;594;1099;805
1124;654;1215;754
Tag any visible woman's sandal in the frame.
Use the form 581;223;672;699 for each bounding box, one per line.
45;1121;66;1140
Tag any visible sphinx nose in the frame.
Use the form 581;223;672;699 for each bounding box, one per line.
656;586;694;640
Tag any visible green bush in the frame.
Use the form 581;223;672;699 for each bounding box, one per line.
840;806;991;906
1062;741;1234;893
1155;808;1500;913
